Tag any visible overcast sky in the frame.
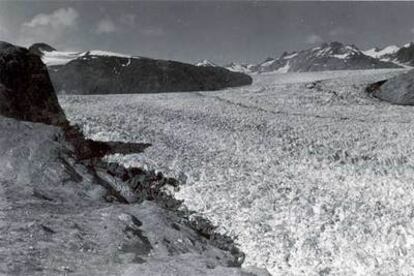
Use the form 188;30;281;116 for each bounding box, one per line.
1;1;414;64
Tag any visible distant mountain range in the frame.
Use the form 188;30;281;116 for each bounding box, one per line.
29;43;252;95
219;41;414;74
30;40;414;95
362;42;414;66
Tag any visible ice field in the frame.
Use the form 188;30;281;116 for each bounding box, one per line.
60;68;414;275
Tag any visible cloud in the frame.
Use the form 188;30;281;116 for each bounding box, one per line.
411;27;414;34
19;7;79;47
305;34;323;44
23;7;78;29
96;19;117;34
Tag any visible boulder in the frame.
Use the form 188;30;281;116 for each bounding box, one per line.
28;42;56;56
367;69;414;105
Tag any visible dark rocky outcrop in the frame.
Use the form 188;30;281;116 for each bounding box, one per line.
28;42;56;56
0;41;67;125
366;69;414;105
48;55;252;95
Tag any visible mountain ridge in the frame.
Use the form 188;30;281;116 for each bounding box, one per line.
226;41;402;74
30;43;252;95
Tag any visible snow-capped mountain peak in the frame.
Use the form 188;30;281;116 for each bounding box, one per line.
363;45;400;59
312;42;361;59
30;43;138;66
225;41;401;74
403;42;414;48
225;62;258;73
252;41;400;73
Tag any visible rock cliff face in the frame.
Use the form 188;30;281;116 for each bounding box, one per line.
0;42;269;275
0;41;67;125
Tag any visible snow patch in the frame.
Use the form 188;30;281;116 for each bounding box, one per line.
195;59;217;67
283;52;298;59
41;49;139;66
363;45;400;59
276;61;290;73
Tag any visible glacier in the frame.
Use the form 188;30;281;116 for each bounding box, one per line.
59;68;414;275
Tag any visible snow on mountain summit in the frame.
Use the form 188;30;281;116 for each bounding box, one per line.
225;62;258;74
195;59;218;67
254;41;401;73
362;43;414;67
224;42;401;74
363;45;400;59
312;42;361;59
34;46;138;66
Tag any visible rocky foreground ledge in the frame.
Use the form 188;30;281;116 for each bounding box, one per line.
0;41;269;275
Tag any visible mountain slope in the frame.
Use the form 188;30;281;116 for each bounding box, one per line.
392;43;414;66
31;44;253;94
362;42;414;67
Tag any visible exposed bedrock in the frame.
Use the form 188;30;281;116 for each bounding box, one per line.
366;69;414;105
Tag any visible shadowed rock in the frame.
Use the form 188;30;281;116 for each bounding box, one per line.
0;41;67;126
63;124;152;160
28;42;56;56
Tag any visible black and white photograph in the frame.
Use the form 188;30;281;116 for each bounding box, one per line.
2;0;414;275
